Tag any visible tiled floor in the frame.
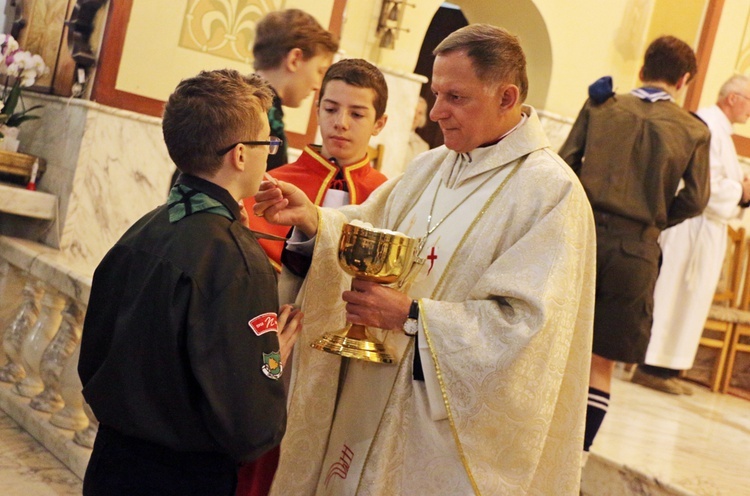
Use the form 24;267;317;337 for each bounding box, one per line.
0;411;81;495
0;375;747;495
586;375;750;495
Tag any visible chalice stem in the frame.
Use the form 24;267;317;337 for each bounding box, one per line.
347;323;368;340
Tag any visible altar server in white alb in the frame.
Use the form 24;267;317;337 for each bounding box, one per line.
634;74;750;394
253;24;596;495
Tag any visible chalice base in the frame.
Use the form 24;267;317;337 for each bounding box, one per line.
311;326;394;364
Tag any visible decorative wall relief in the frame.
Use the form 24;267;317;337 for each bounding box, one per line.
179;0;285;64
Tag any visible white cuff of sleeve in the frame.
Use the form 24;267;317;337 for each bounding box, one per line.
285;227;316;256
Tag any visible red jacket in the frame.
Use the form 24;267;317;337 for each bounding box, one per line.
244;145;388;271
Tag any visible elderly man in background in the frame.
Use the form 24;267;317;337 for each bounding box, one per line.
634;74;750;393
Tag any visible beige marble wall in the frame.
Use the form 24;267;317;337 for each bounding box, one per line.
1;93;174;267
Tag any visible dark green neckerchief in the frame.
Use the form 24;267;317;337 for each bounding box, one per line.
167;184;234;223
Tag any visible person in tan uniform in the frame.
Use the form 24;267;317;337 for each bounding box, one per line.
560;35;710;459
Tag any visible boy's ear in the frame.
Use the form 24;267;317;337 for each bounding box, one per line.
371;114;388;137
284;48;305;73
675;72;690;91
230;144;246;171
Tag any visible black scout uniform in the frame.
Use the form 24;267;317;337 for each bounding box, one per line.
79;174;285;495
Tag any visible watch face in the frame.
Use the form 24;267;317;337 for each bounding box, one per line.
404;319;418;336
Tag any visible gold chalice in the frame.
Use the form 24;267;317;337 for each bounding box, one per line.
311;223;421;364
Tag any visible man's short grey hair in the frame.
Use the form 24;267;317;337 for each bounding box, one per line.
433;24;529;102
719;74;750;100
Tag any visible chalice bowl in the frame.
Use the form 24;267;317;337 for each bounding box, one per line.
311;222;422;364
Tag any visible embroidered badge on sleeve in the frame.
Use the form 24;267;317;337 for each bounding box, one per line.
262;351;283;380
248;312;278;336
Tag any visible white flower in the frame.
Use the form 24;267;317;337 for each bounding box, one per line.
5;51;29;77
2;50;47;86
0;34;19;57
0;33;47;128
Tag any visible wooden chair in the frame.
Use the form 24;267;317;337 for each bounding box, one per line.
367;144;385;172
721;227;750;395
684;225;745;392
713;225;746;305
723;319;750;395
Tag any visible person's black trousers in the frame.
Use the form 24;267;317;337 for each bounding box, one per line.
83;425;237;496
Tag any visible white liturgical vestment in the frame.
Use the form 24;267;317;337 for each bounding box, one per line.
647;105;745;369
270;106;596;495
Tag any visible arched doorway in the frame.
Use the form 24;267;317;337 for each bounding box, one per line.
413;5;469;149
413;1;553;149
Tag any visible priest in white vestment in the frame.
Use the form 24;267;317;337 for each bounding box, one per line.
636;75;750;392
253;25;596;495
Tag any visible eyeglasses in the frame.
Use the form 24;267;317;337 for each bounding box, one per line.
735;93;750;102
216;136;282;156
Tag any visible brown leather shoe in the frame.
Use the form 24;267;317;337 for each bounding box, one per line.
671;378;694;395
631;368;682;394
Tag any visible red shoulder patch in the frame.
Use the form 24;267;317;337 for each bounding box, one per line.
248;312;278;336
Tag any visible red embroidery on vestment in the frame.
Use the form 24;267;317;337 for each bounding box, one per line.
427;246;438;275
324;444;354;487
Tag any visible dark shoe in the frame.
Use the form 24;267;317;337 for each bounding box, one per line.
631;368;682;394
671;378;694;395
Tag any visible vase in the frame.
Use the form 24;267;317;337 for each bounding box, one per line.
0;125;20;152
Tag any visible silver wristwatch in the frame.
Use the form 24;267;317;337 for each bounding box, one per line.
403;299;419;337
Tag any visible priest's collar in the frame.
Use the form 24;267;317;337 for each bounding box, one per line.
457;112;528;164
441;109;543;189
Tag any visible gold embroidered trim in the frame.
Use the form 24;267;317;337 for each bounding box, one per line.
304;145;370;205
307;147;338;205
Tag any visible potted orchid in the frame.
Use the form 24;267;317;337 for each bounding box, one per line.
0;34;48;152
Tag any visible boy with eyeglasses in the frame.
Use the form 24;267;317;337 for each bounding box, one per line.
78;69;302;496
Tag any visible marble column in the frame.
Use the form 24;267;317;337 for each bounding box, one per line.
73;402;98;449
14;287;65;398
0;261;26;333
0;279;44;383
50;342;88;431
31;299;84;413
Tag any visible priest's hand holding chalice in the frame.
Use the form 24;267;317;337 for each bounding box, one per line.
252;177;423;364
311;221;423;363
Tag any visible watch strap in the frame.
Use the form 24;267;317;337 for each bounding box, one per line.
408;299;420;320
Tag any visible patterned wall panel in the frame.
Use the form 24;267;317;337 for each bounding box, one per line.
179;0;285;64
